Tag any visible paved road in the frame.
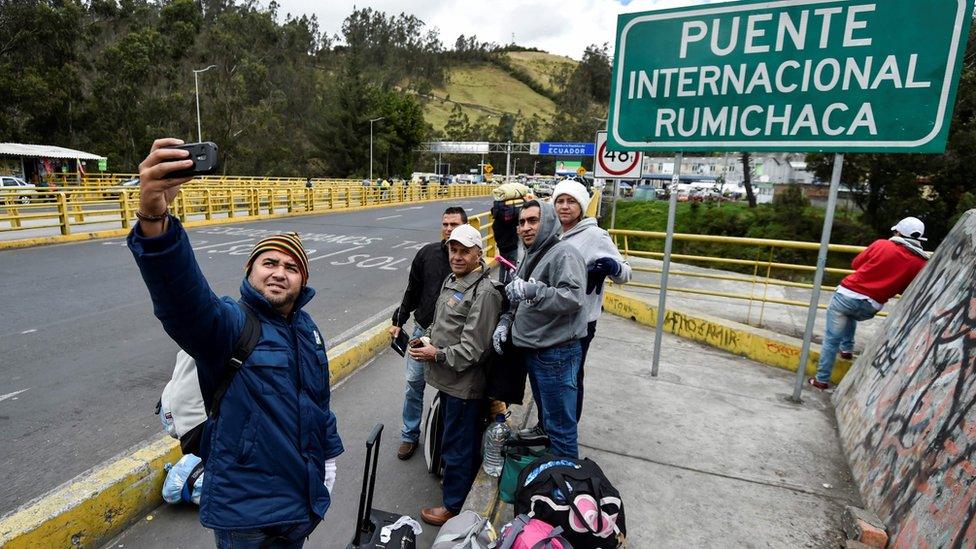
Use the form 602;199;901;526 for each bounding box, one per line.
0;198;491;514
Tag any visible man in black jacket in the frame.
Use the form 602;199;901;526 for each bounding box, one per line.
389;206;467;459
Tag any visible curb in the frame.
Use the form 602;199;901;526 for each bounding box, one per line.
602;287;852;383
461;396;535;527
0;319;393;549
0;194;487;251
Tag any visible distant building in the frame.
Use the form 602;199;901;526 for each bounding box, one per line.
640;153;818;187
0;143;106;185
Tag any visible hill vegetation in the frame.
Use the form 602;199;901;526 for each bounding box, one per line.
0;0;608;178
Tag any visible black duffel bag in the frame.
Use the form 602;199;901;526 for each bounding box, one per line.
514;455;626;549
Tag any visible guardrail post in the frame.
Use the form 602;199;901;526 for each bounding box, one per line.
328;188;335;210
306;187;314;212
57;192;70;235
268;189;274;215
346;188;351;208
7;202;21;229
176;190;187;222
287;188;295;213
71;196;85;223
120;191;131;229
204;189;213;220
249;188;258;216
228;190;236;218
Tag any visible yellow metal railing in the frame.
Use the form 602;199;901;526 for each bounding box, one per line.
607;228;882;325
0;183;492;239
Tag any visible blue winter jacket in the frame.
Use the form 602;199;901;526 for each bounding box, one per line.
128;217;343;530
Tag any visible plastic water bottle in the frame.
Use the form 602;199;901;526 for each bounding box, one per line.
482;414;511;477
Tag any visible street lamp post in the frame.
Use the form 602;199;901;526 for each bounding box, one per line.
369;117;385;182
193;65;217;142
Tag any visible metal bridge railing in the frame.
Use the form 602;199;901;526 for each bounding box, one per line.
607;228;884;325
0;184;492;239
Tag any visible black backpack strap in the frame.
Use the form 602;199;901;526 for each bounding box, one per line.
181;460;206;503
208;302;261;419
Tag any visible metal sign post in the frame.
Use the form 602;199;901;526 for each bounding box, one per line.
610;180;619;230
651;152;681;377
791;153;844;402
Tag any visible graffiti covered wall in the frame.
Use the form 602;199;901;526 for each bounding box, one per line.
834;210;976;548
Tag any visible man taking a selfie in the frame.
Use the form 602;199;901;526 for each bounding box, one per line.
128;138;343;548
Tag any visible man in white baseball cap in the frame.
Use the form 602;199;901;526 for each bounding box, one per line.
408;224;504;525
809;216;929;390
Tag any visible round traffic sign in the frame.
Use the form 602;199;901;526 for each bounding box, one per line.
597;141;641;177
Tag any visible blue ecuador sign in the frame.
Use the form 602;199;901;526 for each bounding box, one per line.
538;142;595;156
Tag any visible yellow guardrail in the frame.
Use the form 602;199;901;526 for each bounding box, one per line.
607;229;882;325
0;184;492;239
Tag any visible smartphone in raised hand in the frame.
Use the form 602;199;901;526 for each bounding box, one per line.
163;142;220;178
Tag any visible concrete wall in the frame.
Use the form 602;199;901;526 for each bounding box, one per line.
834;210;976;548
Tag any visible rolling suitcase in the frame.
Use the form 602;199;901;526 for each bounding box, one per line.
348;423;419;548
423;392;445;477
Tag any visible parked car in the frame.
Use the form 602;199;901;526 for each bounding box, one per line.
1;176;37;205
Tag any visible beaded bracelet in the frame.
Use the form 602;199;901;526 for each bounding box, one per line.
135;209;168;222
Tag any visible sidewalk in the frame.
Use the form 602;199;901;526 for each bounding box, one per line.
103;312;859;548
574;313;860;546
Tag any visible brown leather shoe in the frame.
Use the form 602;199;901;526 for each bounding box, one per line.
420;506;456;526
397;441;418;460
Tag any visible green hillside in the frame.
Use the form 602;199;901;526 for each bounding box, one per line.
423;52;576;133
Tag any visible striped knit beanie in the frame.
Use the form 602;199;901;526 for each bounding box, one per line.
245;232;309;286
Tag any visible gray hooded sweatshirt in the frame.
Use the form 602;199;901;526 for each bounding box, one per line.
510;202;588;349
561;218;633;323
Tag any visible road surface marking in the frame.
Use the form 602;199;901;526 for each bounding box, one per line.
395;206;424;211
20;329;37;334
0;388;30;402
192;238;254;251
309;245;366;262
327;303;399;348
376;214;402;220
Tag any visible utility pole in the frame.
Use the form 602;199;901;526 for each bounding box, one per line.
369;117;385;182
193;65;217;142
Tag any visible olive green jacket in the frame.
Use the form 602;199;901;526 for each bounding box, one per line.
425;262;503;400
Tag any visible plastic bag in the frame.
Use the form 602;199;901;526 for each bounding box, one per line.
162;454;204;505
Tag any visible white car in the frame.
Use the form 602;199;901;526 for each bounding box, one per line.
1;176;37;205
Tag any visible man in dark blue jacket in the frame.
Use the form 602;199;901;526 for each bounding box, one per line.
128;138;343;548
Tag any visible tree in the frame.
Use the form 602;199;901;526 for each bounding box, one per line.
741;153;757;208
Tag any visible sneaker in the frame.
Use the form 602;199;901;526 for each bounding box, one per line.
840;350;854;360
517;424;547;439
807;378;829;391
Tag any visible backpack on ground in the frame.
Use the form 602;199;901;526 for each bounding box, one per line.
423;391;445;476
514;456;626;549
496;514;572;549
156;302;261;456
431;510;496;549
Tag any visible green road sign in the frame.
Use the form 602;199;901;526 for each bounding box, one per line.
98;158;107;171
608;0;974;153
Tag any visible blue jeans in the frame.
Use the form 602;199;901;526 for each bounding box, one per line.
214;519;318;548
401;325;427;443
816;292;878;383
525;341;581;459
439;392;483;513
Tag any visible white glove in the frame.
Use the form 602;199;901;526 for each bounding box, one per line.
506;276;542;304
324;458;337;494
492;315;512;354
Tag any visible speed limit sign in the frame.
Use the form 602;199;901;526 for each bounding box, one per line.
594;131;642;179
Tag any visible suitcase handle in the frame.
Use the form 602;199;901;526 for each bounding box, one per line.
351;423;384;548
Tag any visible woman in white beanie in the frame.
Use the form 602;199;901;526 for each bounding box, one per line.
551;178;631;421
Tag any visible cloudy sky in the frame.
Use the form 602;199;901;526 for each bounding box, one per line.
268;0;718;60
